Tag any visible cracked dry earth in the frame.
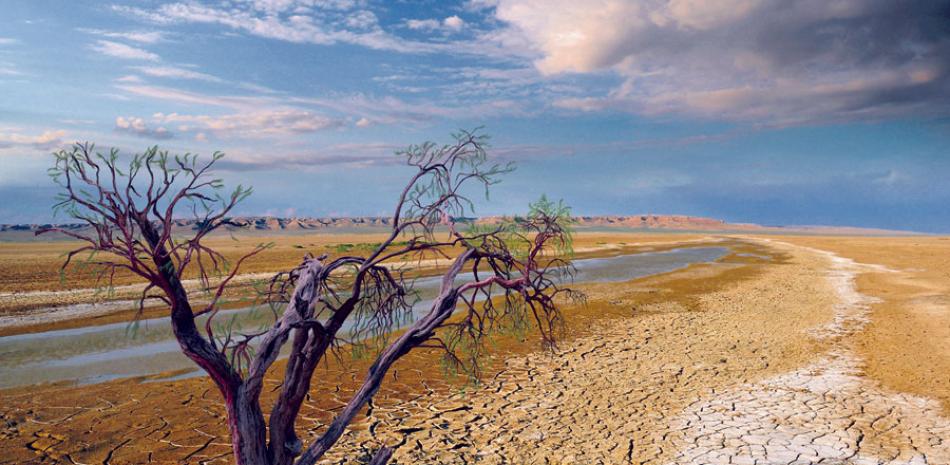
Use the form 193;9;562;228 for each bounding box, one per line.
4;239;949;465
666;245;949;465
320;241;950;465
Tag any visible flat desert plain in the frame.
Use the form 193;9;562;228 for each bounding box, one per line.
1;232;948;464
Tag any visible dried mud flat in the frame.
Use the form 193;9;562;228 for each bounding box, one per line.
666;243;949;465
2;237;949;464
318;240;949;465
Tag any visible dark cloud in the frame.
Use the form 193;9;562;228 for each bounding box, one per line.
497;0;950;124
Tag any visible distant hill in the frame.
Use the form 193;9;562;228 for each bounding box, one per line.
0;214;921;238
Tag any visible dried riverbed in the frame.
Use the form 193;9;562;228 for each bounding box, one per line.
2;237;948;464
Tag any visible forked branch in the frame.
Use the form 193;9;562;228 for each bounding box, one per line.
46;131;580;465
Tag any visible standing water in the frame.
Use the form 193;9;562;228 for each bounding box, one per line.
0;246;728;388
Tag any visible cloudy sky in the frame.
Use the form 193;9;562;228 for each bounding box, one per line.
2;0;949;231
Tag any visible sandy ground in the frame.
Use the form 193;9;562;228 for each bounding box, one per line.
323;238;950;465
1;235;948;464
761;236;950;413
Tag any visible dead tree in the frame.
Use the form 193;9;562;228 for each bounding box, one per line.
43;130;579;465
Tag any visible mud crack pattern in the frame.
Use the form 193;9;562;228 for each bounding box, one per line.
667;242;949;465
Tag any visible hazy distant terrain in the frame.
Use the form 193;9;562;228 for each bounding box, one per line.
0;214;920;241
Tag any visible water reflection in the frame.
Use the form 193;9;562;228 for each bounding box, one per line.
0;246;727;388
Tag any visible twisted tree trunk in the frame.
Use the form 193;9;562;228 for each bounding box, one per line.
141;219;272;465
228;389;271;465
44;133;568;465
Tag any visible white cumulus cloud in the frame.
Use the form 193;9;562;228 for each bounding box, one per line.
115;116;173;139
406;15;465;33
0;129;68;151
443;15;465;31
406;19;440;31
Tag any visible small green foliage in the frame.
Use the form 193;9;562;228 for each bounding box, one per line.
528;194;575;257
334;243;355;253
332;241;408;255
396;128;515;236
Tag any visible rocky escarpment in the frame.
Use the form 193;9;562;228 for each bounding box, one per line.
0;214;915;236
0;215;741;233
0;216;397;234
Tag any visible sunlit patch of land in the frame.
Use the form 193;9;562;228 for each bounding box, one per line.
0;232;761;463
1;232;948;464
759;235;950;412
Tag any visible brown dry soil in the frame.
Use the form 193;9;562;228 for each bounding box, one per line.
758;235;950;412
0;235;763;464
1;234;948;464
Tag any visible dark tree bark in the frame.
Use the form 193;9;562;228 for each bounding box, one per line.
43;131;580;465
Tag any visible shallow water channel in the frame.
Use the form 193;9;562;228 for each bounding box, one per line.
0;246;728;388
